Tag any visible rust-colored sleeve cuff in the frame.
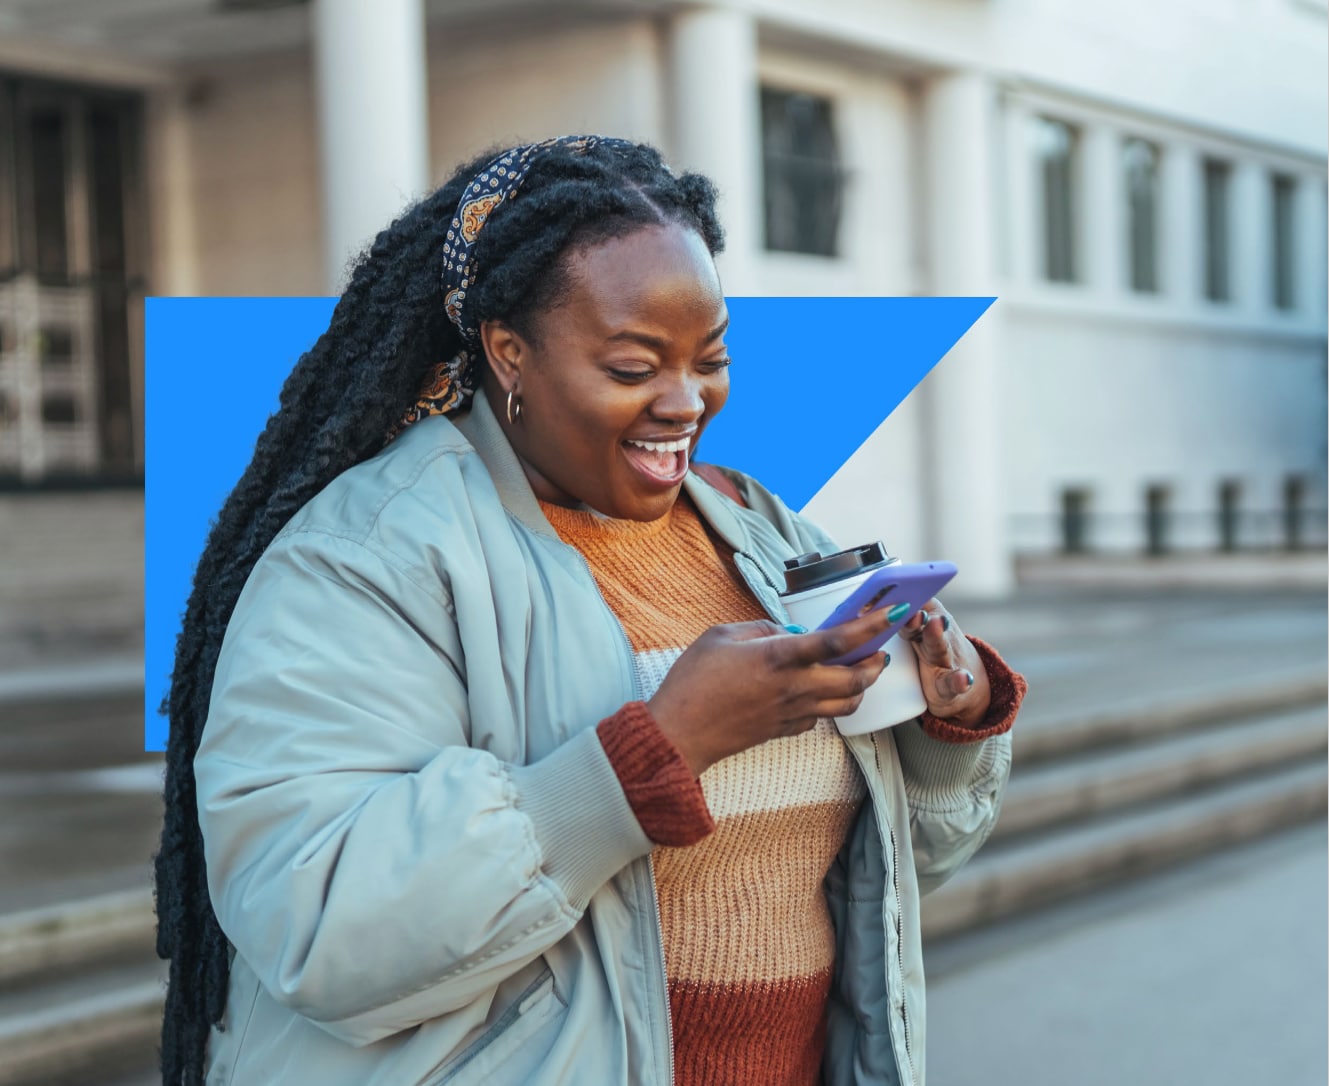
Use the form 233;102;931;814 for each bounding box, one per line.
919;635;1028;744
596;702;715;847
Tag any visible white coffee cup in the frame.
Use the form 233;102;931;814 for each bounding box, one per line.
780;544;928;736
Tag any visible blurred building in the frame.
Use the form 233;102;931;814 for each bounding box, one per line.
0;0;1324;595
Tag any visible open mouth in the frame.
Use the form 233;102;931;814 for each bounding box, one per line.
621;436;692;487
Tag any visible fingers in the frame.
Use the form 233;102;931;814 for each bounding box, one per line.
774;606;894;667
721;619;792;643
794;652;888;713
785;656;888;732
905;599;960;668
902;603;992;724
933;666;976;701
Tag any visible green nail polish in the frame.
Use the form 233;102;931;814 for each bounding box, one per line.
887;602;912;623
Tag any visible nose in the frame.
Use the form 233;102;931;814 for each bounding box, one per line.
651;371;707;424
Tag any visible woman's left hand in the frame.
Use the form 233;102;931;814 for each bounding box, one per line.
903;600;992;729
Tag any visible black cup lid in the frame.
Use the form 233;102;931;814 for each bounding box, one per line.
781;541;893;594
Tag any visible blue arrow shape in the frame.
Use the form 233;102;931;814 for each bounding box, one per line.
143;296;991;751
704;297;993;509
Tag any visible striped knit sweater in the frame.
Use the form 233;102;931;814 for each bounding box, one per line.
542;494;1023;1085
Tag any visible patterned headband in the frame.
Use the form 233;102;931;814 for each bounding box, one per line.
387;134;631;441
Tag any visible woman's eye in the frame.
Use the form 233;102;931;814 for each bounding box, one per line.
701;358;732;373
608;367;653;382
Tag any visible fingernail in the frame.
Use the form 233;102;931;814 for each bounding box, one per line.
783;623;807;634
941;615;951;633
883;653;891;667
963;669;974;688
887;602;912;623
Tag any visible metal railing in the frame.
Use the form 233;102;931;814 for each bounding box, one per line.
1009;508;1330;555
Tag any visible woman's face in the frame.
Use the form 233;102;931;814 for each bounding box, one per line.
482;223;731;521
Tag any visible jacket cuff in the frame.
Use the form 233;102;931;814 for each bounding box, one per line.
919;635;1028;744
509;726;655;911
597;702;715;847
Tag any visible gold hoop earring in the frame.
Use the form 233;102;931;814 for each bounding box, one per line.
506;386;524;425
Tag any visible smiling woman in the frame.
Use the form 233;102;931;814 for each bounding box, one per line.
155;135;1026;1086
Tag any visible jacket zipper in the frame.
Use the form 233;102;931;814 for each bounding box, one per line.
870;732;916;1086
568;545;676;1085
647;854;676;1086
736;549;785;600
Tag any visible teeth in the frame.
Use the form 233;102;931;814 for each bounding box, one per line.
626;438;690;453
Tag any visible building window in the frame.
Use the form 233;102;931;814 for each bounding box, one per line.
1202;158;1231;302
0;76;145;482
760;88;845;257
1033;117;1078;282
1272;173;1298;310
1123;138;1160;293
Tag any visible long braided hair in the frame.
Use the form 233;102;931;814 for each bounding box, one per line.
154;138;725;1085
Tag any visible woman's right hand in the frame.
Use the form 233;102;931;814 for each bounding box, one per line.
647;608;894;777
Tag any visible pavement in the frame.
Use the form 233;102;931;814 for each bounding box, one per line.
925;822;1328;1086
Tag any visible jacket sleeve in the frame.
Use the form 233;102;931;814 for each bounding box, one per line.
194;529;654;1047
892;720;1013;896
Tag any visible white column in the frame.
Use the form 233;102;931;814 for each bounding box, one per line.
1080;122;1120;296
312;0;429;294
920;71;1013;598
1231;159;1270;317
145;87;200;295
665;7;761;294
1160;142;1201;305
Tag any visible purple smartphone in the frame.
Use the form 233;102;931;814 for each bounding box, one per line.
816;561;958;666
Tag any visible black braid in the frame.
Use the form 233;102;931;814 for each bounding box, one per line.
154;139;723;1085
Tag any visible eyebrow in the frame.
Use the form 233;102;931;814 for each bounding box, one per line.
604;316;730;351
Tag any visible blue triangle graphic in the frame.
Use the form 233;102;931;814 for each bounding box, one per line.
700;297;993;509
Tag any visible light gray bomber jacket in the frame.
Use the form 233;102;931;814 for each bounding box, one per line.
194;392;1012;1086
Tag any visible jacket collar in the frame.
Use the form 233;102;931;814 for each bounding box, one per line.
451;389;754;554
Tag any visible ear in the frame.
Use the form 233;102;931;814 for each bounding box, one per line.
478;320;527;394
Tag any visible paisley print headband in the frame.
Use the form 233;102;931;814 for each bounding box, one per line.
387;135;632;440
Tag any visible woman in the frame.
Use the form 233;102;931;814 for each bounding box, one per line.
156;135;1025;1086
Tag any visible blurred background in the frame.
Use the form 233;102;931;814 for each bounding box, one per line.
0;0;1325;1083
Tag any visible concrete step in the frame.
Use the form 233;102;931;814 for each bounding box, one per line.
0;658;144;707
1012;667;1327;764
0;889;155;988
922;760;1328;940
994;702;1328;841
0;956;163;1086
